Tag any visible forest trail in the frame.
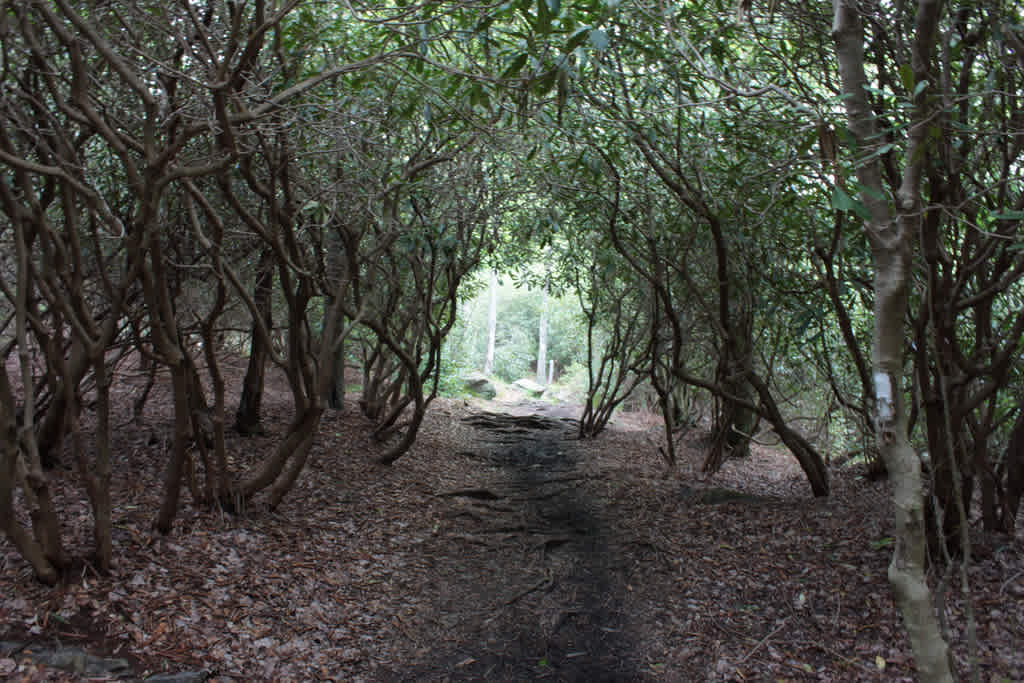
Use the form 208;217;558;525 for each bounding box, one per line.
392;409;643;681
2;391;1022;681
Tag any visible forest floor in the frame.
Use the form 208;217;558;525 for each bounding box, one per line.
2;359;1024;682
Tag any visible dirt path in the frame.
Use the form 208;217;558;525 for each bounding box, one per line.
2;385;1022;681
389;410;646;681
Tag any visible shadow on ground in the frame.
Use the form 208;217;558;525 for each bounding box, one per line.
385;409;651;682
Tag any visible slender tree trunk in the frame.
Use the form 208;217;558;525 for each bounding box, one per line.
375;399;426;466
747;372;829;496
34;340;89;468
82;359;113;571
0;380;57;584
1001;410;1024;533
265;407;324;508
536;282;548;386
484;269;498;375
921;392;970;555
832;1;954;679
13;211;66;570
327;329;346;410
154;361;192;534
200;320;231;502
235;247;274;434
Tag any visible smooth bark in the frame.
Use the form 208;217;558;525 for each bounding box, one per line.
832;1;954;679
536;282;548;386
236;247;274;434
484;270;498;375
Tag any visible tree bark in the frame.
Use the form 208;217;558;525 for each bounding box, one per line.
1001;410;1024;533
154;360;193;534
235;246;274;434
78;359;113;572
264;407;324;508
832;1;954;679
536;281;548;386
0;371;57;585
747;372;828;496
327;329;346;410
484;269;498;375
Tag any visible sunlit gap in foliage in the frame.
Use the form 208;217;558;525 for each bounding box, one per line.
441;265;593;402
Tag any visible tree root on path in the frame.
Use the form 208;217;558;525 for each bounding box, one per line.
504;569;554;606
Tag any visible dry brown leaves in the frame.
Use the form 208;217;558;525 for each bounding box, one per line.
1;363;1023;681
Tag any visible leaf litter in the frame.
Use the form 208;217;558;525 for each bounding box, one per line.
1;363;1022;681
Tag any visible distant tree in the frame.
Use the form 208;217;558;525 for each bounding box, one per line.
536;280;549;386
483;270;498;375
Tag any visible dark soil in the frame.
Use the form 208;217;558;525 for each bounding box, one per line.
389;411;642;682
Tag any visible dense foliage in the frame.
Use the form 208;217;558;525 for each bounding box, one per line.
1;1;1022;677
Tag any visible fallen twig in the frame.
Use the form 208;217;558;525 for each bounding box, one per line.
738;616;788;665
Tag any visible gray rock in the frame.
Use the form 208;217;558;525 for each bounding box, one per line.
462;372;496;399
1;639;210;682
37;647;131;677
144;671;212;682
512;378;545;396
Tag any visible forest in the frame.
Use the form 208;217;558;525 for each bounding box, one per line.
1;0;1022;680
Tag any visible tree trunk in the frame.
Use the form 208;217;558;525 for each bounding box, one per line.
920;393;971;556
832;1;954;679
1001;410;1024;533
264;407;324;508
74;358;113;572
874;252;954;682
235;247;274;435
536;282;548;386
747;372;829;496
718;347;758;460
375;400;426;466
92;420;114;572
34;340;89;468
154;361;193;534
484;269;497;375
238;406;323;498
12;214;67;570
0;386;57;585
327;329;346;410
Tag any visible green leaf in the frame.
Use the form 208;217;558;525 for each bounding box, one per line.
588;28;609;51
832;185;873;222
835;125;857;150
533;69;557;96
474;15;495;32
501;53;529;79
850;181;887;203
831;185;856;213
871;536;894;550
863;142;895;161
992;210;1024;221
796;130;816;157
912;79;929;97
898;63;914;93
565;25;591;52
